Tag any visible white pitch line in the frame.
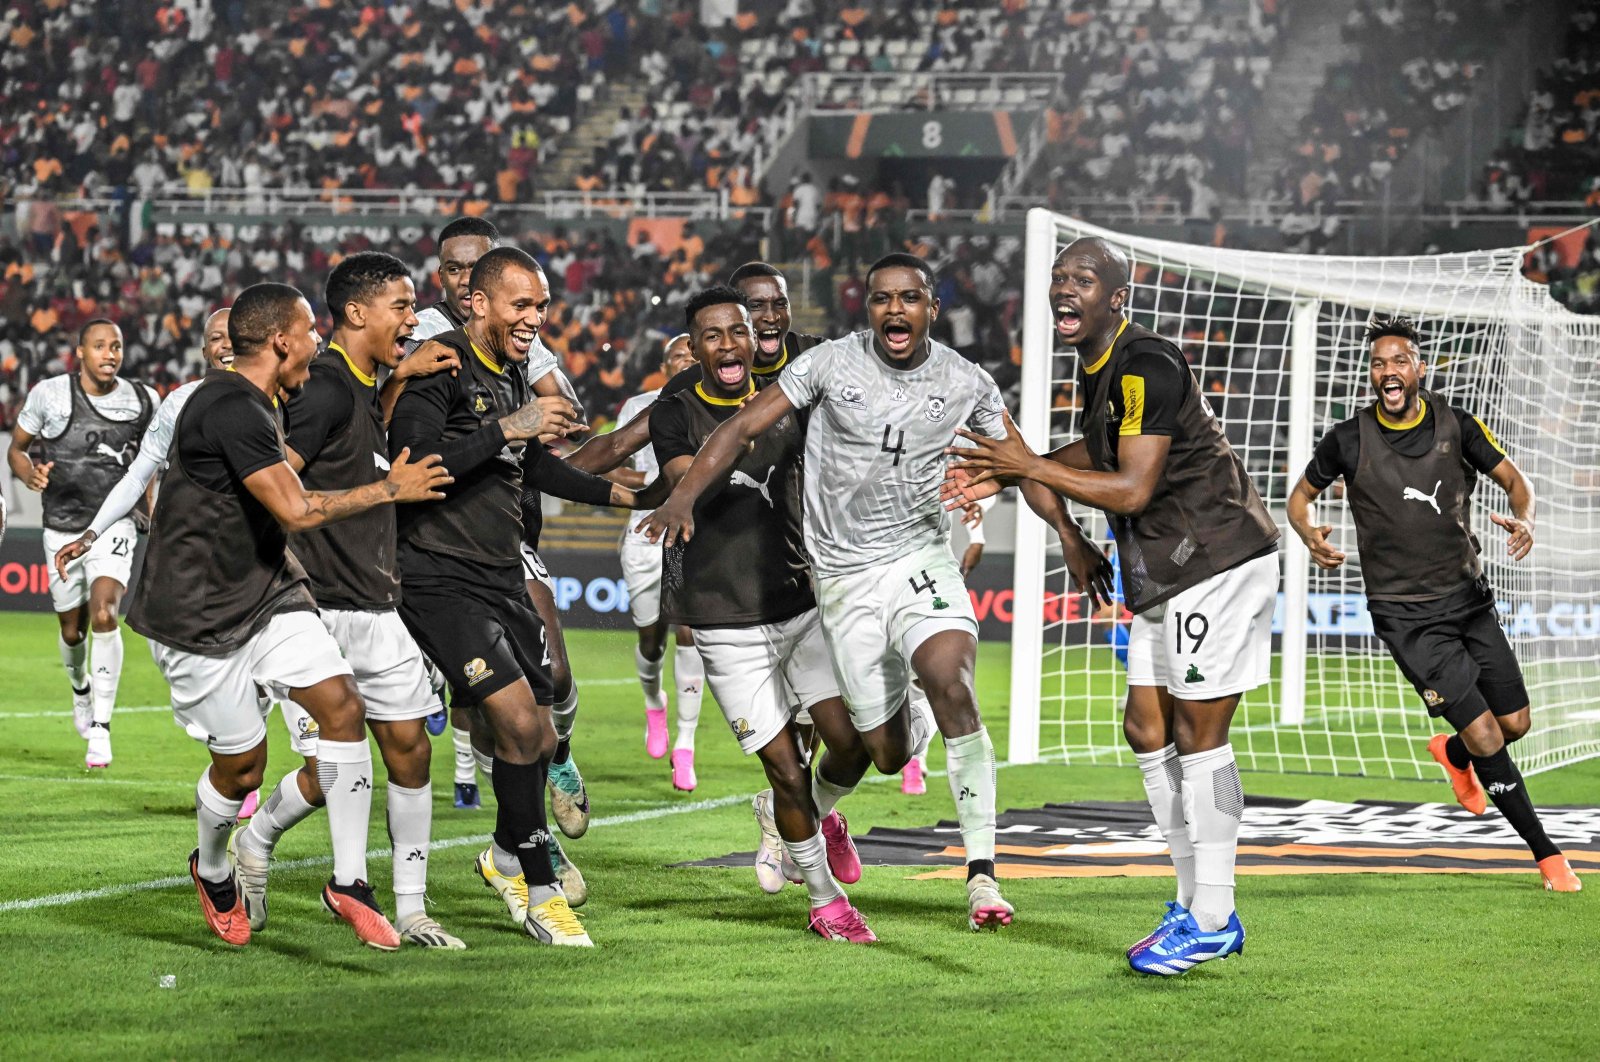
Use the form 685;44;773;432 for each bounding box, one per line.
0;678;641;720
0;761;1012;914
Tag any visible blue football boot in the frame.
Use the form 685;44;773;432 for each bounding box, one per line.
1128;911;1245;976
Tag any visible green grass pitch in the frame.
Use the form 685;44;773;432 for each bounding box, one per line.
0;613;1594;1060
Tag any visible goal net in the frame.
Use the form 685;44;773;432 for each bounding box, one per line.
1010;210;1600;779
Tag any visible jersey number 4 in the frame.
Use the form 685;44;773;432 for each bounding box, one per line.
881;425;907;466
908;570;937;595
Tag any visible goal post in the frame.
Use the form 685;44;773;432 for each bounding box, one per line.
1010;208;1600;778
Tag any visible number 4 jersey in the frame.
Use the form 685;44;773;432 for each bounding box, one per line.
777;330;1008;578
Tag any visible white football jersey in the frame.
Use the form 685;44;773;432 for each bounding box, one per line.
617;389;661;479
139;377;204;467
18;375;161;439
777;330;1007;577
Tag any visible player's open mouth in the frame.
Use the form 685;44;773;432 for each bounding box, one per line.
757;328;783;356
882;323;913;353
714;358;747;387
219;354;235;367
1056;305;1082;338
509;329;536;355
393;331;412;359
1381;378;1404;403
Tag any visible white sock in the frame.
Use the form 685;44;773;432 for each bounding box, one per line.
783;829;844;908
240;768;318;858
812;769;855;820
943;727;997;864
472;747;495;778
387;782;432;922
59;634;88;692
908;690;936;758
672;644;703;752
315;738;374;887
635;644;664;705
551;684;579;743
88;627;123;726
1181;743;1242;932
452;726;476;785
1135;743;1196;909
195;769;243;882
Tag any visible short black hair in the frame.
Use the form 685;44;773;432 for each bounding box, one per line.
866;252;935;291
438;217;499;245
325;251;411;327
727;261;785;287
77;318;119;346
229;283;308;355
1365;315;1423;350
468;246;543;297
684;285;749;333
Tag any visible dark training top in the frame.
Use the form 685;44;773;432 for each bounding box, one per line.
284;344;399;612
1307;392;1508;620
1077;319;1279;614
388;328;524;580
128;371;314;655
650;373;814;628
39;375;154;532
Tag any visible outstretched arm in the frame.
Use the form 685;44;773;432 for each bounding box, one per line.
242;449;451;534
639;386;796;545
1286;474;1347;569
565;406;653;474
1486;456;1535;560
948;409;1169;516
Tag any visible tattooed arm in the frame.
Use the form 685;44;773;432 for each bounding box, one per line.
242;448;452;533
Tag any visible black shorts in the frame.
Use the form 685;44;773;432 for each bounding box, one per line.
399;580;555;707
1370;603;1529;732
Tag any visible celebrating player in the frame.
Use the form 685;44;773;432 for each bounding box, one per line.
946;238;1280;973
644;254;1022;931
126;282;451;949
229;253;469;949
616;333;705;786
649;286;874;940
9;319;159;768
1287;315;1580;892
387;247;596;946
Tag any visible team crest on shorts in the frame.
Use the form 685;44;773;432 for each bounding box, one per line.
298;717;320;740
730;717;756;740
925;396;947;422
464;657;495;687
1423;688;1444;707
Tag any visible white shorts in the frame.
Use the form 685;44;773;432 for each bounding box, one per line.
693;608;840;756
618;532;662;628
151;610;354;755
319;608;434;722
519;543;554;591
43;518;137;612
1126;552;1278;699
814;542;979;731
277;697;320;759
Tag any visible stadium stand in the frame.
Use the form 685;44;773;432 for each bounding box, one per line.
1267;0;1528;205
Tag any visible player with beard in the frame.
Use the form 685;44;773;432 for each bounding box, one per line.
228;253;469;949
127;282;451;949
387;247;603;946
645;255;1051;931
394;218;587;822
615;333;706;787
1288;316;1579;893
944;238;1279;974
10;319;159;768
648;286;875;940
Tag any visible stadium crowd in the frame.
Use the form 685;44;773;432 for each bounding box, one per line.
1266;0;1528;208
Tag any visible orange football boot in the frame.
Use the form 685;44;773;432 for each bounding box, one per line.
189;849;250;947
1539;854;1582;892
1428;733;1486;814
